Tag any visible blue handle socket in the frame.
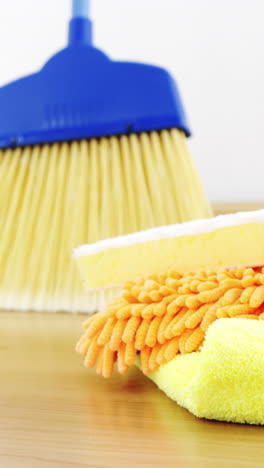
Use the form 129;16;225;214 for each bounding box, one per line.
69;0;92;45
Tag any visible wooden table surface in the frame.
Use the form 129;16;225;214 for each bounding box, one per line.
1;197;264;468
1;311;264;468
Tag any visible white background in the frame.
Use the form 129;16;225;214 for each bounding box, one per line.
0;0;263;203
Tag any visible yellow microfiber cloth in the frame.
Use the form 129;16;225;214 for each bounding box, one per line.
146;318;264;425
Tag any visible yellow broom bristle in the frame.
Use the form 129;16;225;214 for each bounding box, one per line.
0;129;211;312
76;265;264;377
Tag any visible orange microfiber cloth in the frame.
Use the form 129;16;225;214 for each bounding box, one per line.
76;265;264;378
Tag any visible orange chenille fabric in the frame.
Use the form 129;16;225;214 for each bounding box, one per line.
76;266;264;378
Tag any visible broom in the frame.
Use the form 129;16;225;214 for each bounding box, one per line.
0;0;212;313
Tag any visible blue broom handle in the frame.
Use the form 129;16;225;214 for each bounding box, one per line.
69;0;92;45
72;0;90;19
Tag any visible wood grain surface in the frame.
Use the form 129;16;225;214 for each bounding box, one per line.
213;202;264;215
1;311;264;468
1;203;264;467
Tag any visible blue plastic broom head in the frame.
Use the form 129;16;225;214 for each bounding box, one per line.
0;0;191;149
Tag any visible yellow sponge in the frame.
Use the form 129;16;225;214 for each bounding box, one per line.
73;210;264;290
146;318;264;425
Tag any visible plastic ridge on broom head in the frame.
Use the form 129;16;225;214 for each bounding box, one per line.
0;0;190;149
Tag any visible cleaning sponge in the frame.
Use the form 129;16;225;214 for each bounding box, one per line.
74;210;264;290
